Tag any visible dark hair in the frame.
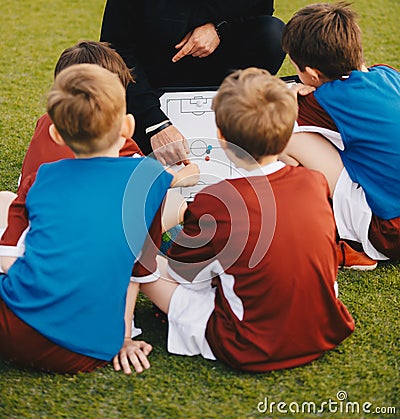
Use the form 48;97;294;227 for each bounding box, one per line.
54;41;133;88
282;2;364;80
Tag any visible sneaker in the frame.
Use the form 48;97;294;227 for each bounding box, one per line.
336;240;378;271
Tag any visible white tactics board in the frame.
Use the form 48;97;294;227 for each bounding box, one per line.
159;80;297;200
160;90;238;200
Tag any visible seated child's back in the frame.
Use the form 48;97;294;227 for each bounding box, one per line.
280;2;400;262
0;64;173;373
136;68;355;372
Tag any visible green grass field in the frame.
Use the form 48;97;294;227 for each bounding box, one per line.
0;1;399;418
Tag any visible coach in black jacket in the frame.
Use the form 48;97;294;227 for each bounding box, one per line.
101;0;285;163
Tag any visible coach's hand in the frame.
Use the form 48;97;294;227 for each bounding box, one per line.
172;23;220;62
150;125;190;166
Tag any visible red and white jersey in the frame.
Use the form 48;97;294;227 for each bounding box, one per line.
294;91;346;150
167;163;354;372
21;113;143;183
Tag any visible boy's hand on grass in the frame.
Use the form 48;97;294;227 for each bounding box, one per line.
113;339;152;374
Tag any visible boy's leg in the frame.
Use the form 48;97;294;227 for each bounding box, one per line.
279;132;344;197
280;132;381;267
140;255;178;314
228;15;286;75
141;256;216;360
0;191;17;230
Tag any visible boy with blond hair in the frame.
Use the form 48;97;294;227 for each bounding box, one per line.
280;2;400;268
0;64;197;374
131;68;354;372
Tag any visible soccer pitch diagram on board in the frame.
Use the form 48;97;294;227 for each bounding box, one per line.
160;90;239;200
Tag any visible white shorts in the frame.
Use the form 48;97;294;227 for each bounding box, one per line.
167;284;216;360
333;168;388;260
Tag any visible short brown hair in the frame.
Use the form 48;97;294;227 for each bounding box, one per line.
282;2;364;80
54;41;133;88
47;64;126;155
212;68;297;161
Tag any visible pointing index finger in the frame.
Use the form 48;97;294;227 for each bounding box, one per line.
172;42;194;63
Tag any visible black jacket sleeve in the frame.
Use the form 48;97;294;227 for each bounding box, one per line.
101;0;168;127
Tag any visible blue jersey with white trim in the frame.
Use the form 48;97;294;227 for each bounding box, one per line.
0;157;172;360
315;65;400;220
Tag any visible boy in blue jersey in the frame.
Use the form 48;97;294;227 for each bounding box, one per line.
0;64;198;374
279;2;400;269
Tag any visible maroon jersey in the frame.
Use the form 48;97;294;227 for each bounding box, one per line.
21;113;143;182
168;164;354;372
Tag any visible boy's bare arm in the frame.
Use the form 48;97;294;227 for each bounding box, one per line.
112;281;152;374
161;190;187;233
290;83;315;97
114;205;168;374
168;162;200;188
